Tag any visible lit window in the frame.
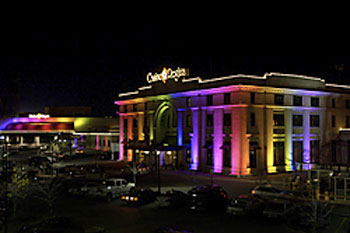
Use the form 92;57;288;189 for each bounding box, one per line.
293;115;303;127
273;114;284;126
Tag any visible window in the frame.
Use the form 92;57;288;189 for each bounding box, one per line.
347;116;350;128
293;96;303;106
186;148;191;163
273;141;285;165
273;114;284;126
133;104;137;112
249;142;257;168
224;114;231;126
250;112;256;126
311;97;319;107
293;115;303;127
186;97;191;107
223;144;231;167
332;98;336;108
310;140;320;164
310;115;320;127
293;141;303;164
331;140;337;163
346;100;350;109
251;93;255;104
332;115;336;127
224;93;230;104
207;146;213;166
207;114;213;127
275;94;284;105
186;114;192;128
207;95;213;106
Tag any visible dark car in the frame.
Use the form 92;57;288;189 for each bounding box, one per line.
227;194;264;216
188;185;228;212
121;188;157;206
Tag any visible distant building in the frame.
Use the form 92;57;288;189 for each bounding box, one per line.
0;112;119;157
116;68;350;176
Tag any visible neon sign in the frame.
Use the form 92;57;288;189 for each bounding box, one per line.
146;67;189;83
28;113;50;119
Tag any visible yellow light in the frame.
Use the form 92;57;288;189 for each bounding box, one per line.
160;67;168;83
134;197;138;201
121;196;126;200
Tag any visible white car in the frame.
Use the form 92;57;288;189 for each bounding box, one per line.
92;178;135;201
251;185;291;199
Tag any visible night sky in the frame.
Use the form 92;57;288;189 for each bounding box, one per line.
0;30;349;116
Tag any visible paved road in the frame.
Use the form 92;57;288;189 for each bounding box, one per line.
3;152;349;233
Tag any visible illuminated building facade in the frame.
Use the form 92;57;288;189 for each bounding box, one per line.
116;69;350;176
0;114;118;156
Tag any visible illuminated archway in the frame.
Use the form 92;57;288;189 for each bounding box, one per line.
153;102;175;145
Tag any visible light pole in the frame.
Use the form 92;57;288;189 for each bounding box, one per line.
1;138;8;233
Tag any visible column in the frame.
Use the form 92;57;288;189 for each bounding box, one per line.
177;111;183;146
35;136;40;146
266;108;275;173
160;151;165;166
138;113;145;141
104;136;109;151
285;109;293;171
200;110;207;170
303;110;310;169
191;109;200;170
127;115;133;162
231;107;249;176
149;113;154;143
119;115;124;161
213;109;223;173
95;135;100;150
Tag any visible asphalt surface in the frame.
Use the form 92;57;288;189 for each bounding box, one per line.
3;152;350;233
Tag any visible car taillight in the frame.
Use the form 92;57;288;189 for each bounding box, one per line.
220;192;227;199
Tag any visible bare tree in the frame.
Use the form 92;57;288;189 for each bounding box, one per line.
35;178;65;216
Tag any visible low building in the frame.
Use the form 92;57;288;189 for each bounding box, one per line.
0;112;119;157
115;68;350;176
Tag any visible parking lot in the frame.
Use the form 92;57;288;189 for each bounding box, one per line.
2;152;350;232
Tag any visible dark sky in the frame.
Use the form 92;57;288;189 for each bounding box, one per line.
0;30;349;116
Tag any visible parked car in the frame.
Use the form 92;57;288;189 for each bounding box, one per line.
227;194;264;216
262;199;295;218
121;188;157;206
68;182;99;196
188;185;228;212
251;184;291;199
89;178;135;201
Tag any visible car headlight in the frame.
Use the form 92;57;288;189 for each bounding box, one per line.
107;186;111;190
192;194;197;197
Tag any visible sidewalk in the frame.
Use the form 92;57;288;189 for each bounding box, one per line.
159;169;304;185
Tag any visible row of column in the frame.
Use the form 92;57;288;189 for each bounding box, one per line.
183;107;325;175
119;113;153;161
181;107;250;176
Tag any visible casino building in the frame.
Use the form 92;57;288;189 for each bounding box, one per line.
115;68;350;176
0;112;119;157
